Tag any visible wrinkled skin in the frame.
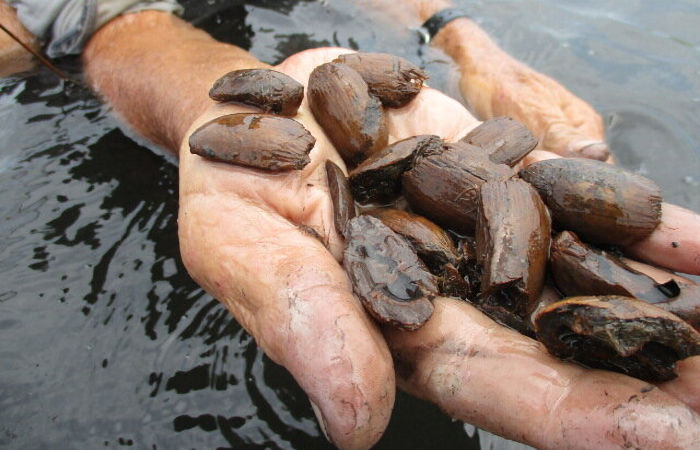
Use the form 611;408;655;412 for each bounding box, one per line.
386;298;699;449
178;48;700;449
178;48;479;449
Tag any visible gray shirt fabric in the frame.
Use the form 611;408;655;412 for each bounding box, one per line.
11;0;183;58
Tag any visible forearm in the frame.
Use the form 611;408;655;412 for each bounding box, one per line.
0;0;38;76
82;10;267;153
431;17;509;114
431;17;544;121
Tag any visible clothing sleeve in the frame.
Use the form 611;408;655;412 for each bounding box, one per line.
10;0;184;58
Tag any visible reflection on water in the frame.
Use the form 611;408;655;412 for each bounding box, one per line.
0;0;697;448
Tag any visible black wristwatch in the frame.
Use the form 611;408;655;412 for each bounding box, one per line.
417;7;470;44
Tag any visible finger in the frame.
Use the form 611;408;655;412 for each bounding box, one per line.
659;357;700;412
592;255;700;409
384;297;699;449
178;186;395;449
625;203;700;275
434;21;610;160
505;76;610;160
520;147;617;170
619;256;696;285
465;58;609;160
532;275;700;410
540;119;610;161
520;148;561;167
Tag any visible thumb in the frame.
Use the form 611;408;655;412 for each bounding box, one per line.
178;189;394;449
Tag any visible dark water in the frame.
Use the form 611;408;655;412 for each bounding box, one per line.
0;1;698;449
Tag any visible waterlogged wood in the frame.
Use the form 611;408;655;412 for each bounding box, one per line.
365;208;458;273
308;62;388;166
209;68;304;116
452;237;483;300
349;135;443;204
333;52;428;107
402;143;514;234
534;296;700;381
551;231;672;302
657;285;700;331
550;231;699;329
476;179;551;318
439;262;473;300
344;215;437;330
188;113;314;170
460;117;537;166
387;297;700;449
325;160;356;238
519;159;662;245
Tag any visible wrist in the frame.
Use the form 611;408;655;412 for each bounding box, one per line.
421;7;472;43
431;16;486;62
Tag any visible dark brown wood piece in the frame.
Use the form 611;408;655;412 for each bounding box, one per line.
402;143;514;234
325;160;356;238
460;117;537;166
349;135;443;204
307;62;388;166
333;52;428;107
209;68;304;116
343;215;437;330
535;296;700;381
188;113;314;171
519;159;662;245
365;208;458;273
476;179;551;318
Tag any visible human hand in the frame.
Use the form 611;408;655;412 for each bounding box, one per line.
356;0;610;160
177;48;406;450
177;47;699;449
386;150;700;448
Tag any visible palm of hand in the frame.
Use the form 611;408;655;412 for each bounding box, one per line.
177;47;479;448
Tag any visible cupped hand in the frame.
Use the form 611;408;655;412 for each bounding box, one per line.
178;48;394;450
176;45;477;449
177;47;699;449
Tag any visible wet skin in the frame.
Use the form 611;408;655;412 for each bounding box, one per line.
178;48;700;449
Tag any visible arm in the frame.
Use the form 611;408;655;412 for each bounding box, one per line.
0;0;38;76
82;11;265;152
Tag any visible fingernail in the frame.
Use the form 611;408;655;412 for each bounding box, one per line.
310;399;331;443
575;141;610;161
